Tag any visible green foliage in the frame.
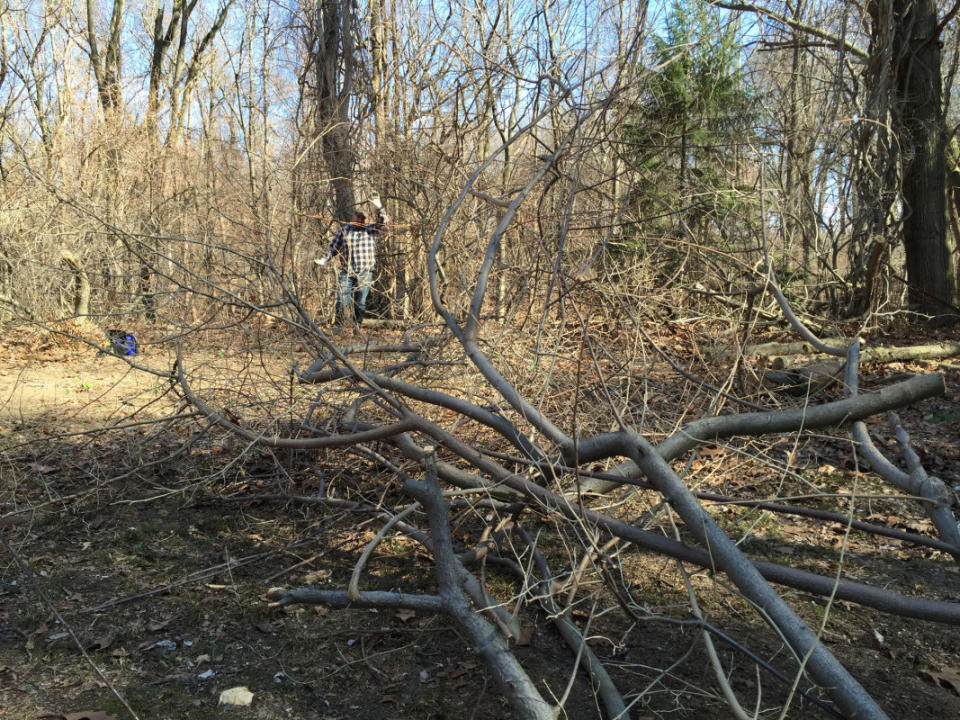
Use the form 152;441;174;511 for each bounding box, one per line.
649;2;746;131
623;0;758;251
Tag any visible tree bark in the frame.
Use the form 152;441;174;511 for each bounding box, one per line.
719;339;960;363
308;0;357;220
85;0;125;113
61;250;90;318
893;0;957;314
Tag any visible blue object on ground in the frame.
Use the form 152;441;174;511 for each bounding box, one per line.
107;330;138;356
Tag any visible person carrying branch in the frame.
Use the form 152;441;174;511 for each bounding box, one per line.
315;201;388;328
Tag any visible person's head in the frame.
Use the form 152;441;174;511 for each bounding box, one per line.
351;212;366;225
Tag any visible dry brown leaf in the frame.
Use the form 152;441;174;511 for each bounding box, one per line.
921;667;960;696
514;625;534;646
448;661;478;679
395;609;416;623
63;712;119;720
84;633;114;652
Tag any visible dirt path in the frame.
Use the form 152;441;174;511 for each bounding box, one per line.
0;354;167;430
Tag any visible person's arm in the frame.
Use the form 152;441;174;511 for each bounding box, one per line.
316;228;344;265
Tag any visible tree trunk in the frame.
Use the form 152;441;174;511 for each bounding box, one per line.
946;135;960;272
847;0;898;316
61;250;90;318
86;0;125;113
894;0;957;314
310;0;357;221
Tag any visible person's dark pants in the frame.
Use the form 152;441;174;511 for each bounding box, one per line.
335;268;372;324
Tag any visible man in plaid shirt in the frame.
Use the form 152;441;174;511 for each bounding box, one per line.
315;210;387;327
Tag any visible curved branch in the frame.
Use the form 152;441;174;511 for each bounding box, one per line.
176;351;415;448
300;365;547;464
844;345;960;560
391;417;960;625
579;373;946;494
348;503;421;601
515;524;629;720
621;432;888;720
580;372;946;493
713;0;869;60
664;373;943;459
758;160;851;357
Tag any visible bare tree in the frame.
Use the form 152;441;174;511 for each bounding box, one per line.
718;0;958;317
85;0;124;114
301;0;359;220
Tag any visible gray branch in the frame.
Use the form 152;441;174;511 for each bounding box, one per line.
580;372;945;494
844;345;960;561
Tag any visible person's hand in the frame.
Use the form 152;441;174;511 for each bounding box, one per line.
315;257;328;266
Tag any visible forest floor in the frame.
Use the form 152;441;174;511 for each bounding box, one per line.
1;319;960;720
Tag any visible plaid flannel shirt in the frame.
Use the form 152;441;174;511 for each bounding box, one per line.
325;222;380;274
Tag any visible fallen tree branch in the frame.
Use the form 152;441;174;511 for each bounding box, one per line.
481;448;959;554
225;481;960;625
711;338;852;359
721;339;960;364
266;587;446;612
676;558;756;720
608;577;847;719
514;524;629;720
579;372;945;493
621;432;888;720
352;419;960;626
300;365;547;465
176;350;416;448
844;345;960;562
267;449;557;720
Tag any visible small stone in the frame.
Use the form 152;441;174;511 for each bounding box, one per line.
218;686;254;707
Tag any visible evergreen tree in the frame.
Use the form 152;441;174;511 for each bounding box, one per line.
624;1;757;250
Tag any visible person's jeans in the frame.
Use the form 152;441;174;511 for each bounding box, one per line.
335;268;372;324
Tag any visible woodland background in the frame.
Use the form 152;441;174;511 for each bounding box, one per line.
2;0;960;718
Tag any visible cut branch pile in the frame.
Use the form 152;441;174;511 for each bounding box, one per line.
169;198;960;720
168;105;960;720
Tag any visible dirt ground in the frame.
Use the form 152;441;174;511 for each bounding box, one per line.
2;322;960;720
